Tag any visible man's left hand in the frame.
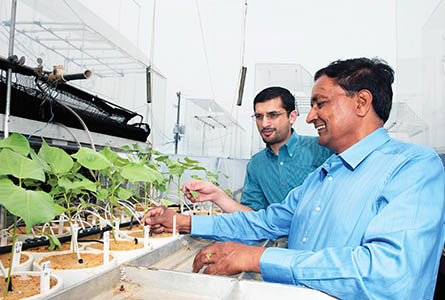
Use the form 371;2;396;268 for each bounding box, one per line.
192;241;266;275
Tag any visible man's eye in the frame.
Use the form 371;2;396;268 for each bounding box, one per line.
317;102;326;108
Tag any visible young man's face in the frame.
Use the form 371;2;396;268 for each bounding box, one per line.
307;75;360;154
254;97;297;147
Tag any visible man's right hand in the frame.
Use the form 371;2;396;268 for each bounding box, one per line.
143;206;191;234
182;180;224;204
182;180;254;213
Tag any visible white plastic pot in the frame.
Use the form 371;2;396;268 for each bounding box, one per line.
85;238;150;265
1;271;63;300
26;243;86;262
3;252;34;274
33;251;117;289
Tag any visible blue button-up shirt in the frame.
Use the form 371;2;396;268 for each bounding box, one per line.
241;130;333;210
191;128;445;300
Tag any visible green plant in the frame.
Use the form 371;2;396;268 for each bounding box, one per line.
0;133;56;297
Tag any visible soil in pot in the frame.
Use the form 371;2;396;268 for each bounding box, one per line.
87;239;144;251
0;274;57;300
25;242;71;253
39;253;113;270
0;253;29;269
127;231;173;239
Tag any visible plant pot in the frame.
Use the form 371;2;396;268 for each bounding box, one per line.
33;251;116;289
85;238;148;264
25;242;86;261
124;231;178;249
0;252;34;273
0;271;63;300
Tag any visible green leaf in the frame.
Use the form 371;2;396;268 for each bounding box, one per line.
0;133;30;156
119;145;133;152
43;233;62;250
30;147;50;172
79;198;87;208
224;188;232;196
117;188;133;200
54;204;66;215
190;175;203;180
100;147;119;164
0;179;56;233
184;157;199;164
72;147;111;170
119;163;164;183
160;198;176;206
58;177;96;192
190;191;198;200
0;148;45;181
38;140;74;175
155;155;170;162
95;189;108;201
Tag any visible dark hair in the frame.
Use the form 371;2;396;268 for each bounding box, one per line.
314;57;394;123
253;86;295;114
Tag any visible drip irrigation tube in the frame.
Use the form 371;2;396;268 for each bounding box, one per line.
0;220;139;254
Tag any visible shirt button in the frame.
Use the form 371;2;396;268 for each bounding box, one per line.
302;237;307;243
328;176;333;181
280;161;284;165
315;207;321;212
289;153;293;157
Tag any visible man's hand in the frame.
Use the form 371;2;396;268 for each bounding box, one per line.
143;206;191;233
182;180;225;203
182;180;254;213
192;241;266;275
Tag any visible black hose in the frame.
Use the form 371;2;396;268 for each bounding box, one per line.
0;220;139;254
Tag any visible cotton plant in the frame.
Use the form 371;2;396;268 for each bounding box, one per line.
32;140;98;243
155;156;206;213
117;144;166;226
0;133;57;297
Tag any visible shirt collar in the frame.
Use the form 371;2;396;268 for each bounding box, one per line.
338;127;391;170
266;129;300;156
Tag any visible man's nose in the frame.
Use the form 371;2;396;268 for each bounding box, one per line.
306;107;317;124
261;116;272;127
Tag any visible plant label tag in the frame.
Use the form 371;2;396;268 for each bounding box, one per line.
99;218;106;230
58;218;64;235
173;215;177;236
71;224;79;253
12;241;23;271
92;214;97;226
114;218;120;239
144;225;150;249
40;261;50;293
104;231;110;264
0;229;7;247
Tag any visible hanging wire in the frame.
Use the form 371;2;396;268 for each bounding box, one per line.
194;0;216;101
149;0;157;149
221;0;248;158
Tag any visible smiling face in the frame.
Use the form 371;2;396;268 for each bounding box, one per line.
306;75;362;154
254;97;297;153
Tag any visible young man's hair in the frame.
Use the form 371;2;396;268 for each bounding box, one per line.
253;86;295;115
314;57;394;123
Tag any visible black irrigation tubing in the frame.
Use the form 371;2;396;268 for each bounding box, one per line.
0;219;140;254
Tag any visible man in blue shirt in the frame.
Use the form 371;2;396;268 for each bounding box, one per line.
145;58;445;299
183;87;332;212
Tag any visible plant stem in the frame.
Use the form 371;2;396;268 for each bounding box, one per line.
4;215;17;298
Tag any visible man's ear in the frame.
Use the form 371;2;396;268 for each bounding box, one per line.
289;110;298;124
356;89;373;117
